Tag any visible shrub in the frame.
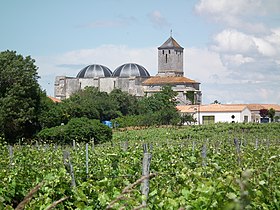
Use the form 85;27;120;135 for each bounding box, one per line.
37;117;112;144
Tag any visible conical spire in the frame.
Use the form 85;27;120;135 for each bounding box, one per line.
158;35;183;50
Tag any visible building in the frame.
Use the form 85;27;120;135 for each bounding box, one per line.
177;103;280;124
54;35;201;104
177;104;251;124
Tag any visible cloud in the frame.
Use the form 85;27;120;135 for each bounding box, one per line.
211;29;258;55
195;0;280;33
185;48;228;84
147;10;170;29
34;45;157;95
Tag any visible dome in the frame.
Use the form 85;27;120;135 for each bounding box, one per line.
112;63;150;78
76;64;112;78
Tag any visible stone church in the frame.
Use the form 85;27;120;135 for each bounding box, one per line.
54;35;202;105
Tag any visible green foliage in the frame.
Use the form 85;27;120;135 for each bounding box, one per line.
37;117;112;144
0;123;280;209
0;50;42;143
268;108;275;121
138;86;180;125
109;89;140;116
186;91;195;104
65;87;120;121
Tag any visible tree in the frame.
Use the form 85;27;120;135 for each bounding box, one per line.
259;109;269;118
109;89;139;116
138;86;180;125
268;108;275;122
37;117;112;144
0;51;41;143
212;100;221;104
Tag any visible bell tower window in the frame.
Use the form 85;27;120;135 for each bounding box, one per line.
165;54;168;63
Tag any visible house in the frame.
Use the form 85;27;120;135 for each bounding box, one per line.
177;104;252;124
232;104;280;123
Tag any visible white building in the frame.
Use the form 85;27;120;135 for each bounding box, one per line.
177;104;252;124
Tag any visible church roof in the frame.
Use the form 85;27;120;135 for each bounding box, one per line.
158;36;184;50
112;63;150;78
77;64;112;78
142;76;198;85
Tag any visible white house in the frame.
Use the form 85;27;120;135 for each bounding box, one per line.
177;104;252;124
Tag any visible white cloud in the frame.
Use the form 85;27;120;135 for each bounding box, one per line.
195;0;280;33
35;45;157;95
185;48;228;84
147;10;170;29
211;29;258;54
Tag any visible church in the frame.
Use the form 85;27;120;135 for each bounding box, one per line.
54;35;202;105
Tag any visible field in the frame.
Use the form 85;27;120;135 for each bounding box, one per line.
0;123;279;209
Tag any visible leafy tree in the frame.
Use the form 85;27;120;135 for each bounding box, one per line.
109;89;139;116
66;87;120;121
259;109;269;118
37;117;112;144
212;100;221;104
268;108;275;122
37;94;65;129
138;86;180;125
0;50;41;143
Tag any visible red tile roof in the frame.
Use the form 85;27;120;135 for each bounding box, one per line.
142;76;199;85
48;96;61;103
224;104;280;112
177;104;248;113
177;104;280;113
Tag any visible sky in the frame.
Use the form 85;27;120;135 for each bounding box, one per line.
1;0;280;104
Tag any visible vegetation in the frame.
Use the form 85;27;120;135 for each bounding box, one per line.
0;51;42;143
37;117;112;144
0;123;279;209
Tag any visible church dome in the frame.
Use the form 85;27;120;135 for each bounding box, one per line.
112;63;150;77
76;64;112;78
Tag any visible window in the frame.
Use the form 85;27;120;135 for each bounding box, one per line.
165;54;168;63
162;50;164;54
202;116;215;125
244;115;248;123
169;50;171;54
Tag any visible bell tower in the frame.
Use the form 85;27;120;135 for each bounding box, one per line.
157;33;184;76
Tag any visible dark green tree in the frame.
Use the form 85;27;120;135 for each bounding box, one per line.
268;108;275;122
65;87;120;121
0;50;41;143
109;88;139;116
138;86;180;125
37;94;65;129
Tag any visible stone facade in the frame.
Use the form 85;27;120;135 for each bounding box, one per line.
157;37;184;76
54;35;202;104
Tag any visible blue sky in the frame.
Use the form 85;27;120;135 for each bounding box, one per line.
1;0;280;104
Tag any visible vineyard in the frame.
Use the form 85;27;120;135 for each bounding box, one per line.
0;123;280;209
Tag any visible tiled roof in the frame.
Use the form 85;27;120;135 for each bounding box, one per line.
225;104;280;112
142;76;198;85
177;103;280;113
158;37;183;50
48;96;61;103
177;104;248;113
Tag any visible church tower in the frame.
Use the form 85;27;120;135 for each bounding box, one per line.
157;34;184;76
